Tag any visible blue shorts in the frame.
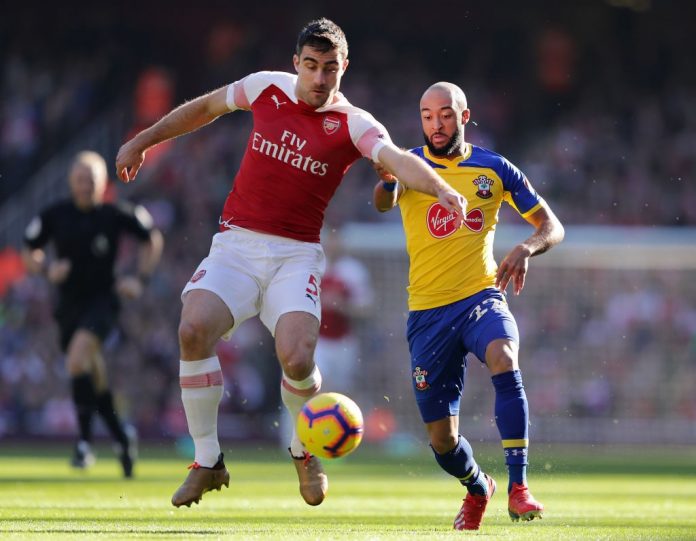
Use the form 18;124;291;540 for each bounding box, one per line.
406;288;519;423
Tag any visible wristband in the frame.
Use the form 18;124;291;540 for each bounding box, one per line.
382;181;397;192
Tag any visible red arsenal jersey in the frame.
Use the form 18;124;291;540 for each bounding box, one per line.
220;71;391;242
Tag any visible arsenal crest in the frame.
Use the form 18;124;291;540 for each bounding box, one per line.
190;269;206;283
413;367;430;391
323;116;341;135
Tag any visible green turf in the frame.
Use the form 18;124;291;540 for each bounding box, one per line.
1;443;694;540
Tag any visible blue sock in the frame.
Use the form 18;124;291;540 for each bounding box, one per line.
431;435;489;496
492;370;529;493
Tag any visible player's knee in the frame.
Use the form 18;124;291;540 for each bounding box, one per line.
430;432;459;455
178;318;216;356
65;354;91;376
485;340;519;374
277;338;315;380
65;335;97;375
487;354;516;374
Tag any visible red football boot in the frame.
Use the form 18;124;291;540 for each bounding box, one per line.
453;473;497;530
508;482;544;521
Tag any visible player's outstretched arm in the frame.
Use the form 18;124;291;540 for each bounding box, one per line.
115;85;231;183
376;145;466;224
371;161;401;212
496;202;564;295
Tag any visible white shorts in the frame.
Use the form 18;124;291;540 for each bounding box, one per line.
181;228;325;337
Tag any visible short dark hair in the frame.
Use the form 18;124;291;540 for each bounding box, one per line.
296;18;348;58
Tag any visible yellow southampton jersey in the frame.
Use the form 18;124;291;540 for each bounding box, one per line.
398;144;543;311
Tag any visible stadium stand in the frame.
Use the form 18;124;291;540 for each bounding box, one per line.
1;0;695;444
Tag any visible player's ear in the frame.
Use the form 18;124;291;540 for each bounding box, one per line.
293;54;300;73
462;109;471;125
342;57;349;72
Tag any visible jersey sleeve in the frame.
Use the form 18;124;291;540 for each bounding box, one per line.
499;158;543;217
225;71;294;111
115;202;155;241
347;111;395;163
225;76;251;111
24;207;54;249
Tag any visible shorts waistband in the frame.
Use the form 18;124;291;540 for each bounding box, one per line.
217;226;320;246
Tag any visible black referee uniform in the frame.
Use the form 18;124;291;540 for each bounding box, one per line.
24;198;154;476
25;199;153;347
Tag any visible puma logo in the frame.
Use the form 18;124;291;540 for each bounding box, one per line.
271;95;286;109
305;274;318;306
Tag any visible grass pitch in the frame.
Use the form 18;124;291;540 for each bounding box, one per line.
0;442;694;540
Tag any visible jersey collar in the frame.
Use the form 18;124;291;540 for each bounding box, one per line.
315;91;349;112
423;143;472;166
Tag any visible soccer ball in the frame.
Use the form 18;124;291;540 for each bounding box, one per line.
297;392;364;459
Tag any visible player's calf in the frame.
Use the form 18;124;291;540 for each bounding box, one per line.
118;424;138;478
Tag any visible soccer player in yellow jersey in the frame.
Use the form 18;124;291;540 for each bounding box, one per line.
373;82;564;530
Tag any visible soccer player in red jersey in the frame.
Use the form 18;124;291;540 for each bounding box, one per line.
373;82;564;529
115;19;466;508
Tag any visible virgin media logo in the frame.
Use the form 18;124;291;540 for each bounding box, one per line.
426;203;459;238
463;208;484;232
426;204;484;238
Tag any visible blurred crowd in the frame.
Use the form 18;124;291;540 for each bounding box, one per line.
1;1;695;441
3;1;694;222
509;268;696;422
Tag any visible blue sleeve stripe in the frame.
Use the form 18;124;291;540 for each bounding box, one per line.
460;146;541;214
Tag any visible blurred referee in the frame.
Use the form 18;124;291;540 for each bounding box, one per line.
22;150;163;478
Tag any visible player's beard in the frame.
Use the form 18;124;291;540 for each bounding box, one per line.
423;127;463;157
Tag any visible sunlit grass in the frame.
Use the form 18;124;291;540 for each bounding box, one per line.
1;443;694;540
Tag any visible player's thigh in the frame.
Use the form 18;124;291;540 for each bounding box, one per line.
407;306;467;424
62;296;116;372
91;351;109;392
181;238;263;337
259;242;325;337
180;289;236;345
462;288;520;365
65;328;101;375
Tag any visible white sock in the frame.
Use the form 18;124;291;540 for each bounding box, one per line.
180;356;224;467
281;365;322;457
